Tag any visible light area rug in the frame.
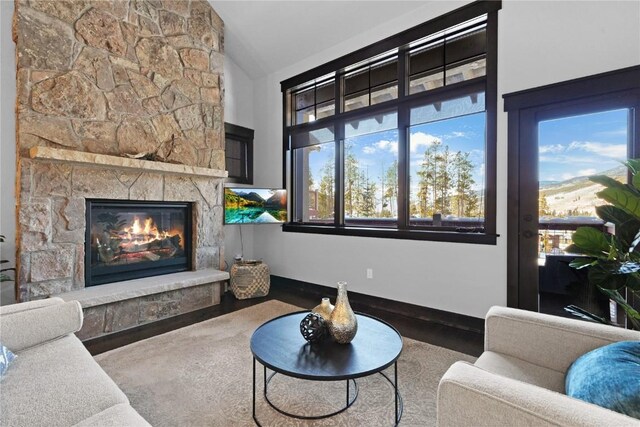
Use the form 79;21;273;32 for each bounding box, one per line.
95;300;475;426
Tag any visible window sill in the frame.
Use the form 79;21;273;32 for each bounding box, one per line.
282;223;498;245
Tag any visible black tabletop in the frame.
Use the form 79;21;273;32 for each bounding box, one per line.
250;311;403;381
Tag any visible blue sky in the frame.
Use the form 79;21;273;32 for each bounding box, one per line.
538;109;629;182
307;112;487;202
306;107;630;200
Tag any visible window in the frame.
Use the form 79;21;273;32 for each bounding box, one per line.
281;1;500;244
225;123;254;184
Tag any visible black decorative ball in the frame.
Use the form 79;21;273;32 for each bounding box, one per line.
299;312;327;342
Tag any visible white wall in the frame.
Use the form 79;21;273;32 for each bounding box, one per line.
224;56;255;130
223;55;256;267
249;0;640;318
0;1;16;271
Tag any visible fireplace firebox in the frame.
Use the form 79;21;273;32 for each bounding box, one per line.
85;200;192;286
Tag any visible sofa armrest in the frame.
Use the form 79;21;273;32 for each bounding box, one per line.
485;306;640;373
0;297;64;315
437;361;638;427
0;299;83;352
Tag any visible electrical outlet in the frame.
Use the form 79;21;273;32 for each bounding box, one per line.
366;268;373;279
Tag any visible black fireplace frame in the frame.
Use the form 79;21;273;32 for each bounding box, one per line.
85;199;193;287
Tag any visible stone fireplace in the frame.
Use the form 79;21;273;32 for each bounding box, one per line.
13;0;229;339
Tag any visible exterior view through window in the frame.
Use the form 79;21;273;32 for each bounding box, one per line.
538;108;629;259
282;2;500;243
537;108;629;318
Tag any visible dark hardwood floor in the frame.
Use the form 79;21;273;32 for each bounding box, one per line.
84;285;484;357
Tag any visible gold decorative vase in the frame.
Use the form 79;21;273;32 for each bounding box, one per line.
312;297;334;321
328;282;358;344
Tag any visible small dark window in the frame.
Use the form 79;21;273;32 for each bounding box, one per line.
225;123;254;184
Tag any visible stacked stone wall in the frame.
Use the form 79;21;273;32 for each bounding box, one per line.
13;0;226;301
15;0;224;167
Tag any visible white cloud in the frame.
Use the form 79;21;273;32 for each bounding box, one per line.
362;146;377;154
577;168;597;176
409;132;441;152
539;144;565;154
568;141;626;159
374;139;398;154
539;155;604;165
442;131;468;140
558;168;597;181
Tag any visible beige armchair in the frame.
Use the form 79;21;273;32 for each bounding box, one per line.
437;306;640;426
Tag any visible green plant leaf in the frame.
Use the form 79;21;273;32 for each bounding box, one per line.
598;207;640;252
0;273;11;282
588;263;626;290
633;172;640;191
597;187;640;220
564;244;584;254
625;159;640;175
596;205;634;227
598;287;640;329
589;175;634;193
621;272;640;292
569;258;596;269
571;227;610;255
563;305;609;324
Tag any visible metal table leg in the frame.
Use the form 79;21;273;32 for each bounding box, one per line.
252;358;261;426
394;361;399;425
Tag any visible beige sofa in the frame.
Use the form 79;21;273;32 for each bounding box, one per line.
0;297;149;427
437;306;640;426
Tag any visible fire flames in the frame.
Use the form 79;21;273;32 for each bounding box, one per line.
117;216;183;253
94;214;185;265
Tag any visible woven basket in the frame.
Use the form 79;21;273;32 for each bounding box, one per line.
230;261;270;299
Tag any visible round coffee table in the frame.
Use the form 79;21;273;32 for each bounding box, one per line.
250;310;403;426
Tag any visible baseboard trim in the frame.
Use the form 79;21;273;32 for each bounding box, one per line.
270;275;484;334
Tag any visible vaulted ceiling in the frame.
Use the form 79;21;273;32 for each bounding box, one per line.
210;1;430;79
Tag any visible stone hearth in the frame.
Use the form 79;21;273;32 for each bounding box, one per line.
61;269;227;340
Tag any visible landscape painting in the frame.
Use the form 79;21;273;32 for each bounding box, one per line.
224;188;287;224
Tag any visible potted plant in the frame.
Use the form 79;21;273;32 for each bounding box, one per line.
0;234;15;283
566;160;640;329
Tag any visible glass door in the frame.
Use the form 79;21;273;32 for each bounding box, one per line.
537;109;630;319
505;66;640;324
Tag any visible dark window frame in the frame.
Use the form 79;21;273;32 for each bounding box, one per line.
225;122;254;185
281;1;501;244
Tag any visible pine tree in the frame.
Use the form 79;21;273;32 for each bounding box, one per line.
452;151;479;217
307;165;316;212
383;160;398;217
344;144;360;217
416;141;440;217
318;158;335;219
360;169;377;217
539;192;551;217
435;145;452;215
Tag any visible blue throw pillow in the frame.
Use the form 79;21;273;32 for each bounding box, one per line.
0;343;16;378
566;341;640;419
